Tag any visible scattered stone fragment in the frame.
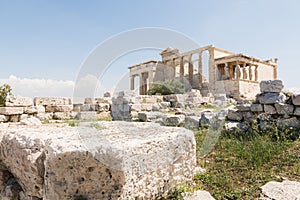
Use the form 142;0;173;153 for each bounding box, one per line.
0;115;9;123
163;114;185;127
20;117;42;126
138;112;163;122
292;93;300;106
183;190;215;200
260;180;300;200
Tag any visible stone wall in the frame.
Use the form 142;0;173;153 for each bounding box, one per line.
227;80;300;129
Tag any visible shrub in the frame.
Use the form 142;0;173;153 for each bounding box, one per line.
147;79;185;95
0;84;12;107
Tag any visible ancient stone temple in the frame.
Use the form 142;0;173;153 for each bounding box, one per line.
128;45;277;99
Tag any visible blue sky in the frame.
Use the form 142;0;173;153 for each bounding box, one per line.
0;0;300;96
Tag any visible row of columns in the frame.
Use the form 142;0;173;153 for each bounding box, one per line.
218;62;258;81
167;49;213;87
130;71;153;95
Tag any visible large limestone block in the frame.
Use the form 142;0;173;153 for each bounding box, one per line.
250;104;263;112
292;93;300;106
274;103;294;115
260;180;300;200
53;112;73;120
260;80;284;93
264;105;277;114
236;104;251;112
45;105;73;112
34;97;72;106
257;92;286;104
0;107;23;115
0;122;196;199
5;96;33;107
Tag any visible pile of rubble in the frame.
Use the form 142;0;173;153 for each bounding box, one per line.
226;80;300;130
74;97;111;120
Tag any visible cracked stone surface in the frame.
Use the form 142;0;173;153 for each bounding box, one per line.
0;121;196;199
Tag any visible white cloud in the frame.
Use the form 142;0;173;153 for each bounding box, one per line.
0;75;75;98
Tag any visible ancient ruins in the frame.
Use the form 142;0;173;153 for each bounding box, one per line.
129;45;278;99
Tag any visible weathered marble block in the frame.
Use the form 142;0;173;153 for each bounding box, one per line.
0;107;23;115
45;105;73;112
34;97;72;106
0;121;196;199
260;80;284;93
5;96;33;107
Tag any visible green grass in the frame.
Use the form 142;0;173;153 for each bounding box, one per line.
194;128;300;199
163;125;300;199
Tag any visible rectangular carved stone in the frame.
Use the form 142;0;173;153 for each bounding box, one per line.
45;105;73;113
0;121;196;199
34;97;72;106
274;103;294;115
250;104;263;112
260;80;283;93
264;105;277;114
0;107;24;115
5;96;33;107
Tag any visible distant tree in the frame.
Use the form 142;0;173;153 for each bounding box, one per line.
147;79;185;95
0;84;12;107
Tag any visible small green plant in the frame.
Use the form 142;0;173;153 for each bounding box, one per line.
0;84;12;107
160;183;193;200
68;120;79;127
97;115;112;121
147;79;185;95
90;123;104;130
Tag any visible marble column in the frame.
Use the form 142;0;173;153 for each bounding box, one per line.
130;75;135;90
198;52;203;84
180;56;184;82
255;65;258;81
224;63;229;80
139;73;143;95
188;54;193;85
249;66;253;81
